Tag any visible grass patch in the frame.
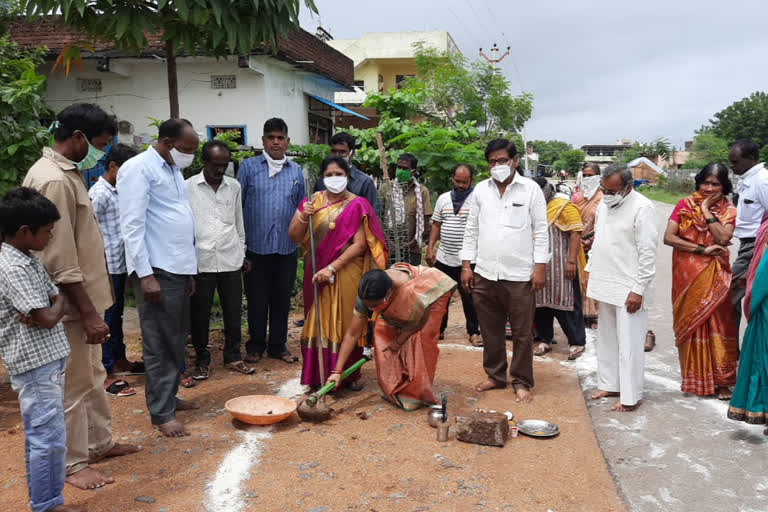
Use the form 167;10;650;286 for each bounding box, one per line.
637;187;687;205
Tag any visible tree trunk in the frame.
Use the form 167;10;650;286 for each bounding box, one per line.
166;40;179;119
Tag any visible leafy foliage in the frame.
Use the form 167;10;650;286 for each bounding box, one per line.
685;132;729;169
558;149;586;175
529;140;572;166
702;91;768;148
617;137;671;163
364;42;533;134
0;35;53;193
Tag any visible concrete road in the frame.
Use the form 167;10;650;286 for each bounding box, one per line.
566;200;768;512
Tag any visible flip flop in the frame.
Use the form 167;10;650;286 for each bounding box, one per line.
269;352;299;363
568;346;586;360
105;380;136;397
180;375;197;388
243;353;262;363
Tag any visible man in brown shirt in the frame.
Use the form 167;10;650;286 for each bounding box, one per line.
22;103;139;490
396;153;433;265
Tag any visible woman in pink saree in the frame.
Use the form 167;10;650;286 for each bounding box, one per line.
288;156;387;390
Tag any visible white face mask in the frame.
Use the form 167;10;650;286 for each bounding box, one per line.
602;186;629;208
490;164;512;183
170;148;195;169
324;176;348;194
581;175;601;200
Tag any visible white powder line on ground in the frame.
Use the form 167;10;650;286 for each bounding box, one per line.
205;374;302;512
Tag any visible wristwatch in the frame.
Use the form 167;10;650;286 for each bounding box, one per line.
705;217;717;224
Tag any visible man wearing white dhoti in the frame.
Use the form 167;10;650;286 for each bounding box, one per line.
584;163;659;412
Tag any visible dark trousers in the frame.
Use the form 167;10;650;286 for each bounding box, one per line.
101;273;127;373
732;238;755;334
408;251;422;266
244;251;297;357
132;269;191;425
435;261;480;335
190;271;243;366
472;275;535;389
534;278;586;346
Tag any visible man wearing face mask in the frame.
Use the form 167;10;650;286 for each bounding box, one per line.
584;163;659;412
397;153;432;265
118;118;200;437
23;103;141;489
313;132;378;211
185;141;253;380
460;139;549;404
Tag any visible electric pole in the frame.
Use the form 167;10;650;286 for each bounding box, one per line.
479;43;529;175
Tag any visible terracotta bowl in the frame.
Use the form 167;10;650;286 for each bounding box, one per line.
224;395;297;425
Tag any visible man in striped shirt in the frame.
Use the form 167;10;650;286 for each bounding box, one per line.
426;164;482;347
89;144;144;395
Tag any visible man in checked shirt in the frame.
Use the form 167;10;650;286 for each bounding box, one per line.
89;143;145;397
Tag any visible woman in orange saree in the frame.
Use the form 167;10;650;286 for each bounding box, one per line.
326;264;456;410
662;164;738;399
571;163;602;327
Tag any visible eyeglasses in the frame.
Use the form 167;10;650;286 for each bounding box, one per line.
600;184;628;196
488;158;511;167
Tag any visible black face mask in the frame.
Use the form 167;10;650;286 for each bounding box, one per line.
450;187;474;215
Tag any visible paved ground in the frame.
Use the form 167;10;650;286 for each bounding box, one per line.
570;201;768;512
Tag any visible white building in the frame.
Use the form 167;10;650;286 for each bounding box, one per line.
9;18;362;148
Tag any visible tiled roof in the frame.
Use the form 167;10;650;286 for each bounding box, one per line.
7;17;354;87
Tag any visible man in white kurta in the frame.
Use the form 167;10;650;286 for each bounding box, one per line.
585;163;659;411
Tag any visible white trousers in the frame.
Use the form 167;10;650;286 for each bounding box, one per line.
595;302;648;406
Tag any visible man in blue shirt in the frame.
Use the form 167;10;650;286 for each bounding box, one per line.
118;118;199;437
313;132;378;211
238;118;305;364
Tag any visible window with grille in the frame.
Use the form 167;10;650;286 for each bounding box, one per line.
79;79;102;92
211;75;237;89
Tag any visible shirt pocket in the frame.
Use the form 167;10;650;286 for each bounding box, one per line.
217;198;236;225
500;202;528;229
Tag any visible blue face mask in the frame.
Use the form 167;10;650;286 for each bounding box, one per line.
75;135;106;171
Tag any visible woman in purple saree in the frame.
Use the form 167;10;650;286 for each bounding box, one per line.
288;156;388;390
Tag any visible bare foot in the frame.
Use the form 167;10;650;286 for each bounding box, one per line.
50;505;87;512
716;387;732;400
65;466;115;490
158;419;189;437
591;390;620;399
90;443;141;463
475;380;505;392
610;400;642;412
176;398;200;411
515;387;533;403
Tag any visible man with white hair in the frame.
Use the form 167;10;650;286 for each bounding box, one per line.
585;163;659;412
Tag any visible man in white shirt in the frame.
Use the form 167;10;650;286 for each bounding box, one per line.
728;139;768;332
585;163;659;412
186;141;254;380
460;139;549;403
426;163;482;347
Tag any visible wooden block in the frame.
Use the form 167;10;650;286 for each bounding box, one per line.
455;410;509;447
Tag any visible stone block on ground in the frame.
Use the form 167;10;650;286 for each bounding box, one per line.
455;410;508;447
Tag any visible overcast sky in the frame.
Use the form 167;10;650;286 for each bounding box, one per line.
300;0;768;149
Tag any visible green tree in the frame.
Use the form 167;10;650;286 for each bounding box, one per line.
559;149;586;175
702;91;768;148
618;137;671;164
529;140;572;165
366;42;533;134
686;132;729;168
23;0;317;118
0;35;53;192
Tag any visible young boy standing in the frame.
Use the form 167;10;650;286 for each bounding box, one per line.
0;187;83;512
89;143;143;396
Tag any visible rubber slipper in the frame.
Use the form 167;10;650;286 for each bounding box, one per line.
269;352;299;363
180;376;197;388
105;380;136;397
568;346;586;360
243;353;262;363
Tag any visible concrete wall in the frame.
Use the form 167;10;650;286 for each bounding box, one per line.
328;31;455;66
43;55;341;147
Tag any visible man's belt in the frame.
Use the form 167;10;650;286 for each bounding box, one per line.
739;237;756;243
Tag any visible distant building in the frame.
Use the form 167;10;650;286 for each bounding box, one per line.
8;18;363;153
327;31;461;128
627;157;666;184
660;141;693;169
580;140;634;165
